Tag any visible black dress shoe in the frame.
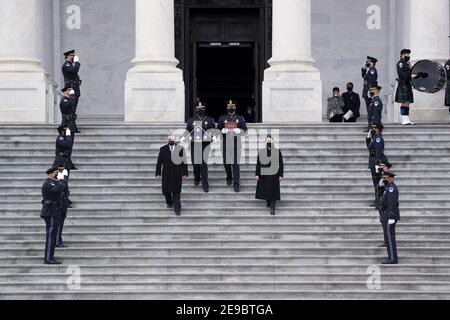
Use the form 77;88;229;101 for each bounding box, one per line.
378;243;387;247
270;208;276;216
234;185;240;193
56;244;69;248
76;131;81;134
226;180;233;186
44;260;62;265
203;186;209;193
167;204;174;209
175;211;181;216
72;166;78;170
381;259;398;265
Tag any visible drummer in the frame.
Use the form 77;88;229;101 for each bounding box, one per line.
395;49;417;125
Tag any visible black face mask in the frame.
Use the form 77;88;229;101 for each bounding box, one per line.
366;62;371;68
196;110;205;117
369;92;375;97
404;56;410;62
227;108;236;114
168;141;175;146
347;87;353;92
267;143;273;149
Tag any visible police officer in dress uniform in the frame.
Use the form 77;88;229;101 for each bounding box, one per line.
368;85;383;126
40;167;65;264
55;166;70;248
362;56;378;130
379;172;400;264
155;135;189;216
366;123;385;207
183;102;216;193
60;87;80;135
375;160;392;248
62;50;82;99
53;126;76;171
255;135;284;215
217;100;248;193
395;49;417;125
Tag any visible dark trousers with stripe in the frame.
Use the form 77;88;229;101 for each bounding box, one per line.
382;221;398;262
44;217;61;262
191;143;210;187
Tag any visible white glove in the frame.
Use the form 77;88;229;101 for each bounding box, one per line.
74;55;80;63
69;89;75;95
212;136;217;142
56;172;64;181
62;169;69;177
66;128;71;136
234;128;241;134
367;130;371;139
378;179;385;187
222;128;229;134
388;219;395;225
180;137;186;143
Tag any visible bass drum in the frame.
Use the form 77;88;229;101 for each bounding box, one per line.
411;60;446;93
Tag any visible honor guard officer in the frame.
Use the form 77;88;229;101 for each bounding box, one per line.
375;160;392;248
368;85;383;126
445;38;450;113
155;135;189;216
40;167;65;264
53;126;77;171
395;49;417;125
183;102;216;193
255;135;284;215
55;166;70;248
60;87;80;135
217;100;248;193
62;50;82;98
379;172;400;264
367;123;385;207
362;56;378;130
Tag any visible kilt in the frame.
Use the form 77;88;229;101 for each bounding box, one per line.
445;84;450;107
395;82;414;103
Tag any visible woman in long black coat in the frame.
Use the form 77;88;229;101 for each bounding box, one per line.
255;136;284;215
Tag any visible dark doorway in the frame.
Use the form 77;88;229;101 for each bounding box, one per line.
174;1;272;123
196;43;256;122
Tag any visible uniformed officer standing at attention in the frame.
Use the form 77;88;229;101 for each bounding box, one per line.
60;87;80;136
53;126;76;171
368;85;383;126
217;100;248;193
367;123;385;207
55;166;70;248
62;50;82;98
155;135;189;216
375;160;392;248
255;135;284;215
379;172;400;264
361;56;378;130
40;167;65;264
395;49;417;125
183;102;216;193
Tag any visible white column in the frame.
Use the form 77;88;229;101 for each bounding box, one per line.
0;0;49;123
263;0;322;123
125;0;185;123
407;0;449;122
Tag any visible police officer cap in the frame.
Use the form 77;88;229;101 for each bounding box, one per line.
370;85;382;91
195;102;206;109
46;166;59;175
377;160;392;168
63;49;75;56
371;122;384;130
367;56;378;63
382;172;396;178
400;49;411;55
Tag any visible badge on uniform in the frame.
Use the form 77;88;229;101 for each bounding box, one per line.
399;63;403;68
376;138;381;143
446;65;450;70
389;187;394;192
370;70;375;74
66;63;71;66
374;102;379;106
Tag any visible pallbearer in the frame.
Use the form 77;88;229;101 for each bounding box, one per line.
217;100;248;193
40;167;65;265
380;172;400;265
184;102;216;193
255;135;284;216
155;135;189;216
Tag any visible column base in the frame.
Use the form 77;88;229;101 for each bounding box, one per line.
124;71;185;123
404;91;449;123
262;68;322;123
0;71;48;123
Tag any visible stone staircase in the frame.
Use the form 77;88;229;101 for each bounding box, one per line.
1;123;450;299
